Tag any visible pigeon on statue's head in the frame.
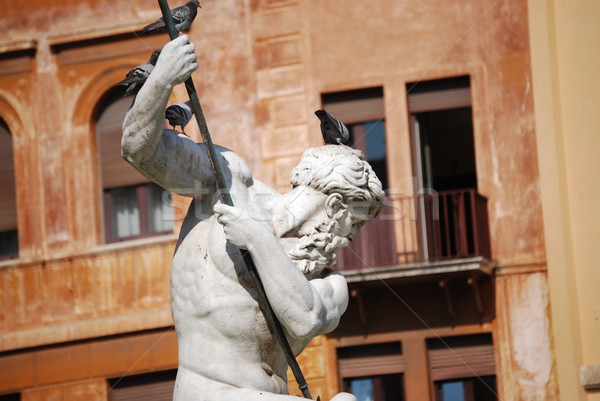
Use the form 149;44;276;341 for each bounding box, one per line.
117;50;161;97
166;100;193;135
142;0;201;35
314;110;350;145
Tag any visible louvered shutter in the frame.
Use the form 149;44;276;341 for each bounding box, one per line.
0;123;17;232
96;95;149;189
338;354;405;378
428;342;495;381
322;88;384;125
407;88;471;113
337;342;404;379
109;371;176;401
110;380;175;401
323;97;385;125
407;76;472;114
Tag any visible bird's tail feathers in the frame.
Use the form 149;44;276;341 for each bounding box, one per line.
117;75;140;87
123;84;138;97
141;20;165;35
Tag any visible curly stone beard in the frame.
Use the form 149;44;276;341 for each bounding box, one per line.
287;218;350;277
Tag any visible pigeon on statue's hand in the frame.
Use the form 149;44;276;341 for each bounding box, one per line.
117;50;161;97
142;0;201;35
166;100;193;135
315;110;350;145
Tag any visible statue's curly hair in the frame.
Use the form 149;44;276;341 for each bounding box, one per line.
290;145;385;218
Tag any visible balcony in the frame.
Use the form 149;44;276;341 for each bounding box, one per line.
336;188;493;281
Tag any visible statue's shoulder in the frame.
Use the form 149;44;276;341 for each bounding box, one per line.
205;144;253;186
195;143;280;196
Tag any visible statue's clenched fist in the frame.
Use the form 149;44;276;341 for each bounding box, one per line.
214;203;271;250
152;34;198;87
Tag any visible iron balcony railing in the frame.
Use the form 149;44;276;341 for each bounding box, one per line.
336;188;491;271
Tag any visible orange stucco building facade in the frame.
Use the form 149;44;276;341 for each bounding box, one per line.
1;0;598;400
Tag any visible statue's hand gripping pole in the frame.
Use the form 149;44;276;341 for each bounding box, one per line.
155;1;314;399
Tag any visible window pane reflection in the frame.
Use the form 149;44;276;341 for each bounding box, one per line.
147;184;174;233
440;381;464;401
110;186;140;239
364;121;386;161
348;121;388;190
434;376;497;401
350;378;374;401
345;374;404;401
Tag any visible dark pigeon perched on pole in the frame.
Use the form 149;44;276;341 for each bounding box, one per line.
117;50;161;96
166;100;193;135
142;0;201;35
314;109;350;145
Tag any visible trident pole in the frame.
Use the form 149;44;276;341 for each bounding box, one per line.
156;1;314;399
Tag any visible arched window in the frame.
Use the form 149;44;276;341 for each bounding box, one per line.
0;118;18;258
95;88;173;243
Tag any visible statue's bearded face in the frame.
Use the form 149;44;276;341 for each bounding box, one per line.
287;201;367;277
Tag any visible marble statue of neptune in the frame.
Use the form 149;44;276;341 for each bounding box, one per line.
121;35;384;401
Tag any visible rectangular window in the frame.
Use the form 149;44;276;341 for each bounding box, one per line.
322;88;396;270
407;76;491;262
322;87;388;190
338;342;405;401
96;89;176;244
407;75;476;192
347;120;388;190
345;374;405;401
427;334;497;401
435;376;497;401
104;182;174;243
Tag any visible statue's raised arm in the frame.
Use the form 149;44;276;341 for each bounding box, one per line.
121;35;215;198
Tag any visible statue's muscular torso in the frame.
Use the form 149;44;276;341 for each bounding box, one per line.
121;34;358;401
170;160;306;394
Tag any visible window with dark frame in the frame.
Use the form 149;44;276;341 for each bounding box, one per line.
103;182;174;243
95;87;174;244
407;76;491;262
322;87;397;270
337;342;406;401
0;118;18;259
434;376;497;401
336;335;496;401
345;374;405;401
407;75;477;193
321;87;389;190
427;333;497;401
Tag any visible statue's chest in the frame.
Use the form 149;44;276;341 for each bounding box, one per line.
206;219;256;287
171;218;259;307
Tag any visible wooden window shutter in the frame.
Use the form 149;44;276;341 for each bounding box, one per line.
337;342;404;378
338;354;405;378
407;76;472;113
96;95;149;189
407;88;471;113
109;371;176;401
110;380;175;401
322;87;384;125
0;122;17;232
427;335;495;381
